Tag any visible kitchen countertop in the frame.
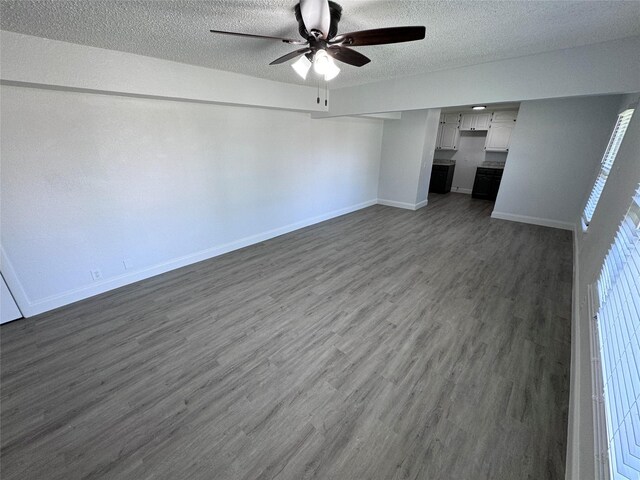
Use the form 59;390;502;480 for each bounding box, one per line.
432;159;456;166
479;161;505;170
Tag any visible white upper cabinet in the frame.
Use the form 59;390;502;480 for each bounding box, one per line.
435;109;518;152
436;113;460;150
491;110;518;123
485;110;518;151
459;114;474;131
474;113;492;130
460;113;492;131
436;121;443;148
485;124;514;151
442;113;461;124
438;123;459;150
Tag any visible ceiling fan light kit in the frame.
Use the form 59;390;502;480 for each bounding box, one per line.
313;50;330;74
307;50;340;81
322;59;341;81
291;55;312;80
209;0;426;84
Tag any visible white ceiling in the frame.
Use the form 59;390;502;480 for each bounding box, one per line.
1;1;638;89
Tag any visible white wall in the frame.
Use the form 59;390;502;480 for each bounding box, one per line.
493;95;622;230
377;109;439;209
1;274;22;323
566;93;640;480
415;110;442;205
0;85;383;316
321;36;640;117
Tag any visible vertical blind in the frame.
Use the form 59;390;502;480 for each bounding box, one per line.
594;185;640;479
583;108;635;227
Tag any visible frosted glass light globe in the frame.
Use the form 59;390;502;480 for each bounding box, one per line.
313;50;330;75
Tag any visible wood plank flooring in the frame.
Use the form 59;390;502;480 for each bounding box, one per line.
0;193;573;480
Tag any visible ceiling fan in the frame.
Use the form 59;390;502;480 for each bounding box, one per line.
210;0;426;81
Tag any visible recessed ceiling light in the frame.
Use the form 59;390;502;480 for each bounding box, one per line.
472;106;487;110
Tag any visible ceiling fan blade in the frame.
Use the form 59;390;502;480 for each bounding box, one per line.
269;48;312;65
299;0;331;38
329;26;426;47
326;46;370;67
209;29;306;45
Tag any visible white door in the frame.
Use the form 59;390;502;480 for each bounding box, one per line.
439;124;459;150
474;113;492;130
485;124;514;151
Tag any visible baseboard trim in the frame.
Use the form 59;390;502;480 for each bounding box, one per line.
377;199;427;211
452;188;472;195
10;199;378;317
491;211;575;231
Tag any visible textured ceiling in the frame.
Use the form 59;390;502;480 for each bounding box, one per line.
1;0;639;89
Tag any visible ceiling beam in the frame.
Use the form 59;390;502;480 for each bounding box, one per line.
0;31;326;113
318;36;640;117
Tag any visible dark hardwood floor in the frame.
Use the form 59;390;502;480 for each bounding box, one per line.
0;193;572;479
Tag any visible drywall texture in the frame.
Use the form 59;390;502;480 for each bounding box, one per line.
493;95;622;229
324;36;640;116
0;85;383;315
2;1;639;89
377;109;439;208
566;93;640;480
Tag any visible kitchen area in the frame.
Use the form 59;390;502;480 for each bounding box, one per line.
429;103;519;200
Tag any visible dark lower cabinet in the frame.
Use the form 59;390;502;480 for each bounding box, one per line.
472;167;503;200
429;164;455;194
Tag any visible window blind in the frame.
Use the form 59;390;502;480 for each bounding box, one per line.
593;185;640;479
583;109;635;228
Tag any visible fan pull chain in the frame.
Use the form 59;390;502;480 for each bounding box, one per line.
317;81;320;104
325;82;328;107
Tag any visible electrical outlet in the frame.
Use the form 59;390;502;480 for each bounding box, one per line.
90;269;102;281
123;259;133;270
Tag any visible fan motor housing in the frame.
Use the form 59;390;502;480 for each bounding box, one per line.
294;1;342;40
